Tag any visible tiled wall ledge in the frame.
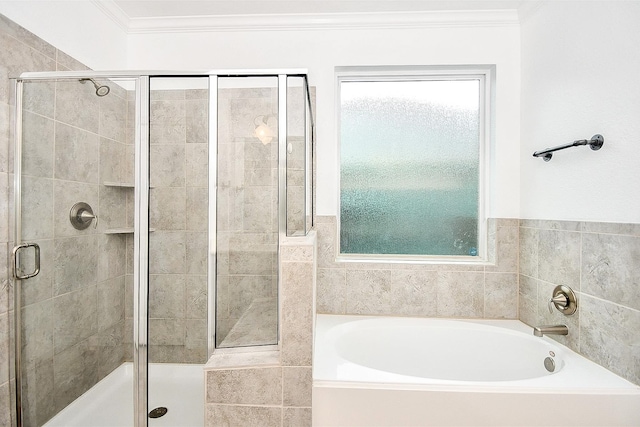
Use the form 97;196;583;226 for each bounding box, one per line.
519;219;640;385
204;232;316;427
316;216;519;319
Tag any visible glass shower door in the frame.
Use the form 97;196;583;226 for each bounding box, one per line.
146;76;208;426
14;77;135;426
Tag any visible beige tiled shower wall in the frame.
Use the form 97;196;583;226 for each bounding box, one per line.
316;216;520;318
0;13;129;425
519;219;640;385
123;87;210;364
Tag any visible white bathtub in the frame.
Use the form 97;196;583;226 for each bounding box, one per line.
313;315;640;427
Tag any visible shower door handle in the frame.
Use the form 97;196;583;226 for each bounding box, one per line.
12;242;40;280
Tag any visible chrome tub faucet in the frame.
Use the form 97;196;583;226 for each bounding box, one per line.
533;325;569;337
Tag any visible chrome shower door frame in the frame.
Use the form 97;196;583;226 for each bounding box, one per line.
133;75;151;427
12;72;152;427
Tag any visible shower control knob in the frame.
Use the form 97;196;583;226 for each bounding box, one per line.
548;285;577;316
70;202;98;230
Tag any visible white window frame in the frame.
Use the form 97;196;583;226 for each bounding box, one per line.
336;65;494;264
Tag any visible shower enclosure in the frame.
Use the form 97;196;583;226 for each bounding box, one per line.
10;71;314;426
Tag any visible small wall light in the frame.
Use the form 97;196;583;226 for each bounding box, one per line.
254;115;276;145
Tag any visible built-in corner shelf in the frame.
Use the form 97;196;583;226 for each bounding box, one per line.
104;228;156;235
103;181;135;188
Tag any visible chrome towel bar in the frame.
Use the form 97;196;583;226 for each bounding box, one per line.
533;134;604;162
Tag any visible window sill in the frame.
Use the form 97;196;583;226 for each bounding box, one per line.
336;253;491;266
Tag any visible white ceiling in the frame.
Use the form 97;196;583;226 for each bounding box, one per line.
112;0;526;18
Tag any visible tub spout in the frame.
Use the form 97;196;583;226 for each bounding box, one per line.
533;325;568;337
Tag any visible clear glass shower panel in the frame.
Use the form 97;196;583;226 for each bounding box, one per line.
286;76;308;236
215;76;279;348
305;82;315;235
147;77;209;364
16;77;133;426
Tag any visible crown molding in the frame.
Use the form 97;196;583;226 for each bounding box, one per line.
91;0;131;32
517;1;545;24
91;4;519;34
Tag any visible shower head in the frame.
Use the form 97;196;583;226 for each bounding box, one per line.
80;78;110;97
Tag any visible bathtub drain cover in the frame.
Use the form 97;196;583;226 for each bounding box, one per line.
149;407;168;418
544;357;555;373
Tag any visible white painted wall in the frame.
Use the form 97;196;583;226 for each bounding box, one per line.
0;0;127;70
0;1;521;218
127;23;521;217
520;2;640;223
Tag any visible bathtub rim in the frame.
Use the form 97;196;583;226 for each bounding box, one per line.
314;314;640;394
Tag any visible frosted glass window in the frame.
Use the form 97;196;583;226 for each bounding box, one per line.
340;78;482;257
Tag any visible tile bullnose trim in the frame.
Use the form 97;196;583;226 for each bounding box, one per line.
205;349;281;370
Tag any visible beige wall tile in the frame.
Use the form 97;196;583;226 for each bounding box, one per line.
316;268;346;314
150;98;186;144
97;276;125;330
206;404;282;427
53;285;98;353
186;187;208;231
580;295;640;385
518;225;538;278
186;275;207;319
282;367;312;407
206;367;282;405
148;345;184;363
149;318;185;346
582;221;640;236
99;186;127;231
484;273;518;319
186;143;208;187
150;187;187;230
581;232;640;310
149;231;186;274
518;274;538;327
345;269;392;315
55;80;100;134
22;111;54;178
21;357;55;425
149;274;185;319
53;235;98;295
21;175;54;241
281;261;313;366
0;381;13;426
283;407;312;427
150;145;185;187
436;271;484;318
537;229;581;290
485;223;518;273
53;341;99;411
389;269;438;316
55;49;89;71
98;91;127;143
97;235;126;282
